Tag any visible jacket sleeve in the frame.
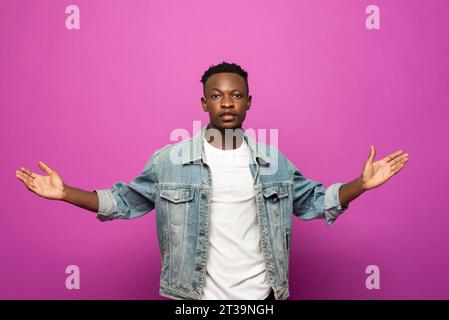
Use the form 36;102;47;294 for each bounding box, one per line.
289;161;348;226
93;150;160;222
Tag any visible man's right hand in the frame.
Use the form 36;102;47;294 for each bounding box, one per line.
15;161;66;200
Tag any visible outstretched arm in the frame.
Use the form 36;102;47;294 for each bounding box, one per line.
16;151;159;221
339;146;409;207
15;161;99;213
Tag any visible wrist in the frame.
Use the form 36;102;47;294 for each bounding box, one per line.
61;184;70;201
358;176;368;192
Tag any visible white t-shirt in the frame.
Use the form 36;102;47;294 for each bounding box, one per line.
201;137;272;300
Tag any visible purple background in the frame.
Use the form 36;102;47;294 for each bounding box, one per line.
1;0;448;299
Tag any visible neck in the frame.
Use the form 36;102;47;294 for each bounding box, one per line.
205;123;244;150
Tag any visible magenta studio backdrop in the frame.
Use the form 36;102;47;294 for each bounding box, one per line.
1;0;448;299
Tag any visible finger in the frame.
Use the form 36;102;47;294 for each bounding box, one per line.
401;155;409;164
38;161;53;175
15;171;24;182
20;167;36;179
389;153;409;167
367;145;376;163
401;157;409;167
15;171;30;182
16;172;36;190
16;172;35;186
385;150;404;163
392;163;405;175
393;163;404;174
26;182;37;191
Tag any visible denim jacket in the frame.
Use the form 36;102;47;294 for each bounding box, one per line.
94;125;349;300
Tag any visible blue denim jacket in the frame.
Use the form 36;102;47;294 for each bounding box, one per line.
94;125;348;300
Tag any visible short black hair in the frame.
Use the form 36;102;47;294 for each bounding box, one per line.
200;61;249;94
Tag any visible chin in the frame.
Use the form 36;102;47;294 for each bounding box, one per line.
218;122;242;130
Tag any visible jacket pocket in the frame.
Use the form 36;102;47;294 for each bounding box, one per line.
262;185;289;203
262;185;289;200
159;187;195;285
160;188;194;226
262;185;289;219
261;184;290;283
160;188;194;203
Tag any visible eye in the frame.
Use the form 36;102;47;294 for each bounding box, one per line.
211;94;221;100
232;93;242;99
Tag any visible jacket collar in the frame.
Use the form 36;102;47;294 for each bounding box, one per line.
181;124;271;166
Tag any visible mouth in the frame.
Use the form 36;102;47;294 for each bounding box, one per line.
219;113;237;121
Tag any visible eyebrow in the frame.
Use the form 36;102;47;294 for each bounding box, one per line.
210;88;242;93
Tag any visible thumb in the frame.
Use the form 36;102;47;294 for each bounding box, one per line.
38;161;53;175
367;145;376;163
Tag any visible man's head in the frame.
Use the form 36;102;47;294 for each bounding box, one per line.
200;62;252;131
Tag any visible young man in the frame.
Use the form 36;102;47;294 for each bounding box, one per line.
15;62;409;300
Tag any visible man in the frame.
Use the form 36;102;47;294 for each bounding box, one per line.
15;61;409;300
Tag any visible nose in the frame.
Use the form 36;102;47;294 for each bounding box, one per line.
221;95;234;108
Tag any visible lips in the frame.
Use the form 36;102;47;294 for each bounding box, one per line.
219;112;237;121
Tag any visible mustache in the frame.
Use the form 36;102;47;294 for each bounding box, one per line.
218;111;238;117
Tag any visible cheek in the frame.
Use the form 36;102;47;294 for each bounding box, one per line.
207;104;220;115
237;103;249;114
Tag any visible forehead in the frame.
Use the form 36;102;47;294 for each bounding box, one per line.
204;72;247;92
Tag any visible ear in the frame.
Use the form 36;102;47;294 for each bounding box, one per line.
201;96;208;112
246;95;252;110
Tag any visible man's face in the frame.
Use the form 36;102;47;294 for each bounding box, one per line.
201;72;252;131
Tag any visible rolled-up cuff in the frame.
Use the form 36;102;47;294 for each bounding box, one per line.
324;182;348;226
94;189;118;215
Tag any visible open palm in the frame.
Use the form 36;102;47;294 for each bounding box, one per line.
362;146;409;190
15;161;66;200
